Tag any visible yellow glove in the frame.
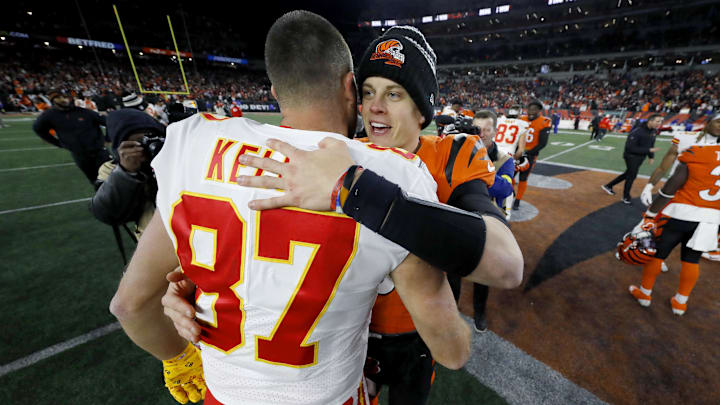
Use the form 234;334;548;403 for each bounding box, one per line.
162;343;207;404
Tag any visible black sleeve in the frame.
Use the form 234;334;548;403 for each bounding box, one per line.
32;113;62;148
447;179;508;226
528;127;550;155
341;169;487;277
648;136;656;159
90;166;148;225
93;110;106;126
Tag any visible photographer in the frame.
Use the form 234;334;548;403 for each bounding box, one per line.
90;109;165;239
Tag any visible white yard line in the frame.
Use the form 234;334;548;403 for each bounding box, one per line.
537;160;653;180
0;146;56;152
0;198;91;215
540;140;595;162
0;323;122;377
0;137;35;141
0;163;74;172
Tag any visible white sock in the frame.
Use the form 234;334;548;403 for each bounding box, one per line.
640;286;652;296
674;293;688;304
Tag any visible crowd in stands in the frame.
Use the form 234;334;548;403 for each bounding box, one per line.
0;53;271;113
1;53;718;121
439;70;719;117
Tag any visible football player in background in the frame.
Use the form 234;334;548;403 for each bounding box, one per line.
628;112;720;315
111;11;474;405
495;104;529;160
161;25;523;405
514;99;552;210
436;99;463;136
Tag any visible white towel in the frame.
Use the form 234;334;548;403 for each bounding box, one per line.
687;222;720;252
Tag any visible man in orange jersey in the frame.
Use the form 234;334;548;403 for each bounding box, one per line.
513;99;552;210
628;113;720;315
162;25;522;405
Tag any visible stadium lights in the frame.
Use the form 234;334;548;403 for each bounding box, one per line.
139;51;143;55
422;16;433;23
385;20;396;26
479;8;491;16
371;20;381;27
496;5;510;14
43;41;49;46
189;57;192;61
27;11;32;16
436;14;448;21
0;36;5;41
231;62;235;66
112;49;116;53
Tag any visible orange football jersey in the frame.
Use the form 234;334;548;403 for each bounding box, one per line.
674;144;720;210
369;134;495;335
521;115;552;153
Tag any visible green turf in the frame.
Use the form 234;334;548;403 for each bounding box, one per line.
2;115;623;405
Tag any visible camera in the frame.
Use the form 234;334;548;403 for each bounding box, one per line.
140;134;165;159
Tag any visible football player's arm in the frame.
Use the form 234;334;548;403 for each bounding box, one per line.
529;127;550;154
391;254;471;370
648;144;679;186
515;128;528;159
110;211;187;360
647;162;688;215
32;114;62;147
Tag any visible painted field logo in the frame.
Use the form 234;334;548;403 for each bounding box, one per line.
370;39;405;67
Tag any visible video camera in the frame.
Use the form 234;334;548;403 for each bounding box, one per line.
437;114;479;135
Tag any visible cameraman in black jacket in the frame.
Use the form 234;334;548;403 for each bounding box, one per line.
90;109;165;239
602;114;662;204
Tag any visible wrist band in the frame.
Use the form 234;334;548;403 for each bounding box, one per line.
658;190;675;198
330;170;348;212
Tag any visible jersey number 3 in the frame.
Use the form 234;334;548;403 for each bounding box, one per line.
170;193;359;367
699;165;720;202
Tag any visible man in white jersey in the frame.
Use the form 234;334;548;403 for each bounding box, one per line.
495;105;529;160
110;11;470;405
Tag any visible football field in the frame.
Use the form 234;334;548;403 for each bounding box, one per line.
0;114;696;404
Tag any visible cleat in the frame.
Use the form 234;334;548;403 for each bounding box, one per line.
473;314;487;333
670;297;687;316
512;199;521;210
622;198;632;205
661;262;669;272
701;251;720;262
629;285;651;307
601;185;615;195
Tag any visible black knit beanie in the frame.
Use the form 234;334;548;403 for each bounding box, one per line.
357;26;438;129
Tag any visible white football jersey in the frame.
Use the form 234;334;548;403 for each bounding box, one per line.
495;117;529;156
152;113;438;405
440;106;458;117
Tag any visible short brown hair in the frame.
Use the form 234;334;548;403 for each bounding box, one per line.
474;109;497;128
647;113;664;122
265;11;353;107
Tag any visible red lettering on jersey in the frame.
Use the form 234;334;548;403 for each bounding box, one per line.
205;138;237;182
229;143;261;183
255;208;359;367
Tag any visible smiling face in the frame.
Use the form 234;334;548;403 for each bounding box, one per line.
527;104;542;120
361;76;425;152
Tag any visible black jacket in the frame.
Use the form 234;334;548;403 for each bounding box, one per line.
33;107;106;152
623;122;657;159
90;109;164;227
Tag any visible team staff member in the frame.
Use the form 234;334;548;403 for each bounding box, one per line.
32;89;110;185
514;99;552;210
161;25;523;405
628;112;720;315
602;114;662;204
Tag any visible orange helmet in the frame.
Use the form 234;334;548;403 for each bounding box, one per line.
616;232;656;266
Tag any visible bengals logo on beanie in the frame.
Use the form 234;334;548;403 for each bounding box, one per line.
370;39;405;67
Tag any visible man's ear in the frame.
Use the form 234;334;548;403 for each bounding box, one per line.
270;85;278;102
342;71;357;104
